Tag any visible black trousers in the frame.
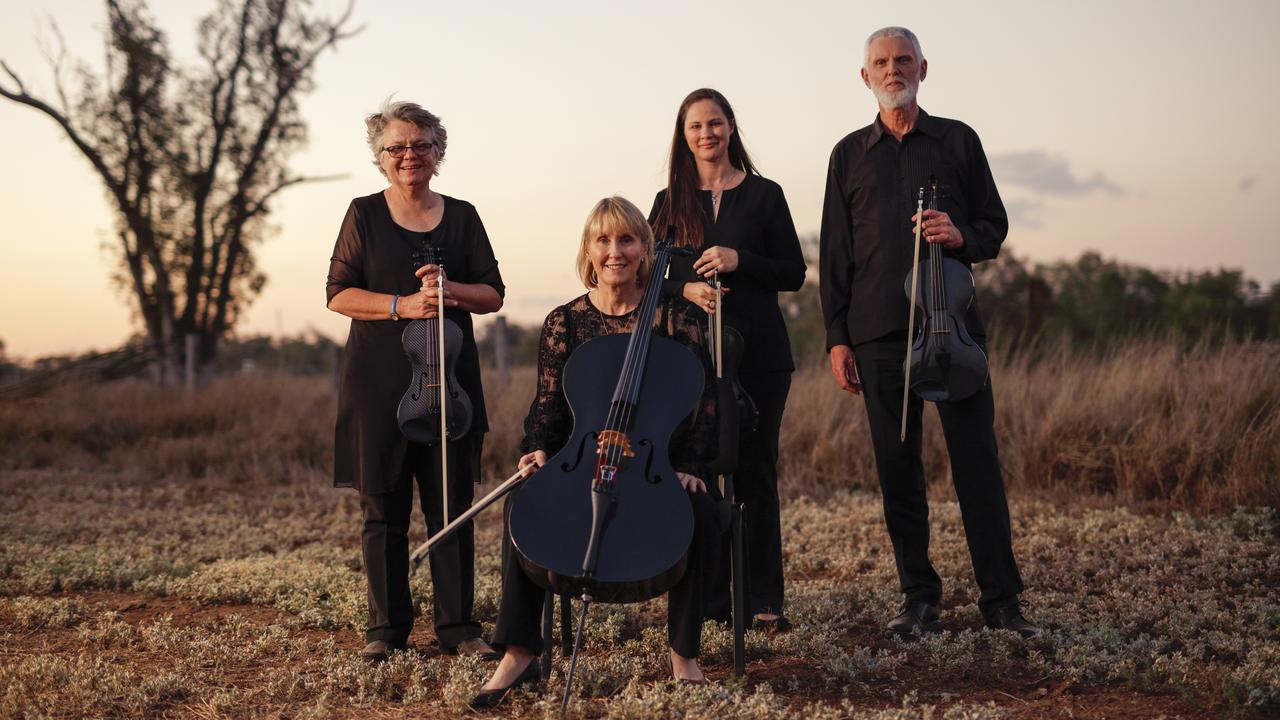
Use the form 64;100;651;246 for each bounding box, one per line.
854;339;1023;613
491;489;719;659
705;371;790;619
359;437;483;649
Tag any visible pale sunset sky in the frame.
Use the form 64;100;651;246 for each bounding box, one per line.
1;0;1277;359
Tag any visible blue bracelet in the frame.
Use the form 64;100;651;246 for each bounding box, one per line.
390;294;401;320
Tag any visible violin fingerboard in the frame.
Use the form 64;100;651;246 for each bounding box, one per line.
411;242;444;271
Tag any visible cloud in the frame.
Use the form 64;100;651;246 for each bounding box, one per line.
989;151;1124;197
1239;176;1258;193
1002;197;1044;229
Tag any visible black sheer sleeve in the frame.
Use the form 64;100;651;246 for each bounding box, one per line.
519;304;573;456
459;203;507;297
326;200;365;304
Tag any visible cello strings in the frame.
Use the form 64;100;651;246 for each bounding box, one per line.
605;242;665;435
600;250;658;471
606;250;661;471
603;245;670;478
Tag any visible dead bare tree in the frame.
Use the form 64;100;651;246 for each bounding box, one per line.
0;0;357;380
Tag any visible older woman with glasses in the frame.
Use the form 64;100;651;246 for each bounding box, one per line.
326;99;504;662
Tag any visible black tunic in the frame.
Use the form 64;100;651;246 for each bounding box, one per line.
648;174;806;376
327;192;505;493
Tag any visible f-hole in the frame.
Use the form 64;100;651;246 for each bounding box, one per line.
637;439;660;484
561;431;599;472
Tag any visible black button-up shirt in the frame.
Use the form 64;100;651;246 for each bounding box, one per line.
819;109;1007;350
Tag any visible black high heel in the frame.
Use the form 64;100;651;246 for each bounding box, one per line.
468;657;541;709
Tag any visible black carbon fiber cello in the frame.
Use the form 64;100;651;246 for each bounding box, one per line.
508;232;700;709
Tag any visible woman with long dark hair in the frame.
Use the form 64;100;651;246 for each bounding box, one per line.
649;88;805;630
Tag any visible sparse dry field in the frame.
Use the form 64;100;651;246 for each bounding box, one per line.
1;341;1277;718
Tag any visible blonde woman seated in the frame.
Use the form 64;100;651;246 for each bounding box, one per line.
471;197;720;708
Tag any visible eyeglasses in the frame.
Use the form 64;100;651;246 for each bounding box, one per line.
382;142;434;159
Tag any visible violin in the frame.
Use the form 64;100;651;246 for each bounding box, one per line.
707;271;752;677
507;235;701;605
899;177;989;438
396;244;473;446
706;272;757;477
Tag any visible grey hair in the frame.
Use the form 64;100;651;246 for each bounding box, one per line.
364;99;447;177
863;26;923;69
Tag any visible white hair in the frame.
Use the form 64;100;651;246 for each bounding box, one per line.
364;98;447;178
863;26;924;69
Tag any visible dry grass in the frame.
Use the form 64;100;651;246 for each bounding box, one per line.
0;338;1277;717
782;339;1280;512
3;339;1276;513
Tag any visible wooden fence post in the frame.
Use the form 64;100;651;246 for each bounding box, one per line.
493;316;511;384
185;333;199;396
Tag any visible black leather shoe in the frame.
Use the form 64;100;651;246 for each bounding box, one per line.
451;637;501;661
886;600;941;637
468;658;541;709
359;640;402;664
985;600;1041;639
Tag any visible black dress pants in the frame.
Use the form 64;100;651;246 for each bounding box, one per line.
359;437;483;649
491;488;719;659
705;371;790;619
853;339;1023;612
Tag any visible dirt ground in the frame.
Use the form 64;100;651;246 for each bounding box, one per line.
3;590;1210;719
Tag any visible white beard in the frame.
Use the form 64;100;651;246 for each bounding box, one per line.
872;81;918;110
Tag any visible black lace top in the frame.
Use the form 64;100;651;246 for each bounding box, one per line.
520;293;717;481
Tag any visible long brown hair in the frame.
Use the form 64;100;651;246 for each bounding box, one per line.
652;88;758;249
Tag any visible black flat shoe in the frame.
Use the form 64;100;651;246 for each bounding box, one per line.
468;658;541;709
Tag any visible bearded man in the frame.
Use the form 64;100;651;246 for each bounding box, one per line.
819;26;1038;638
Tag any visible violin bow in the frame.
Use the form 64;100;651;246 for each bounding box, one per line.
900;188;925;442
712;271;725;496
712;271;724;379
437;260;450;526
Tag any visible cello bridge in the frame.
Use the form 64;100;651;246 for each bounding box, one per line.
596;430;635;458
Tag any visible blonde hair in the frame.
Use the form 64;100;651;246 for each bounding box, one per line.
365;98;447;178
577;197;655;289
